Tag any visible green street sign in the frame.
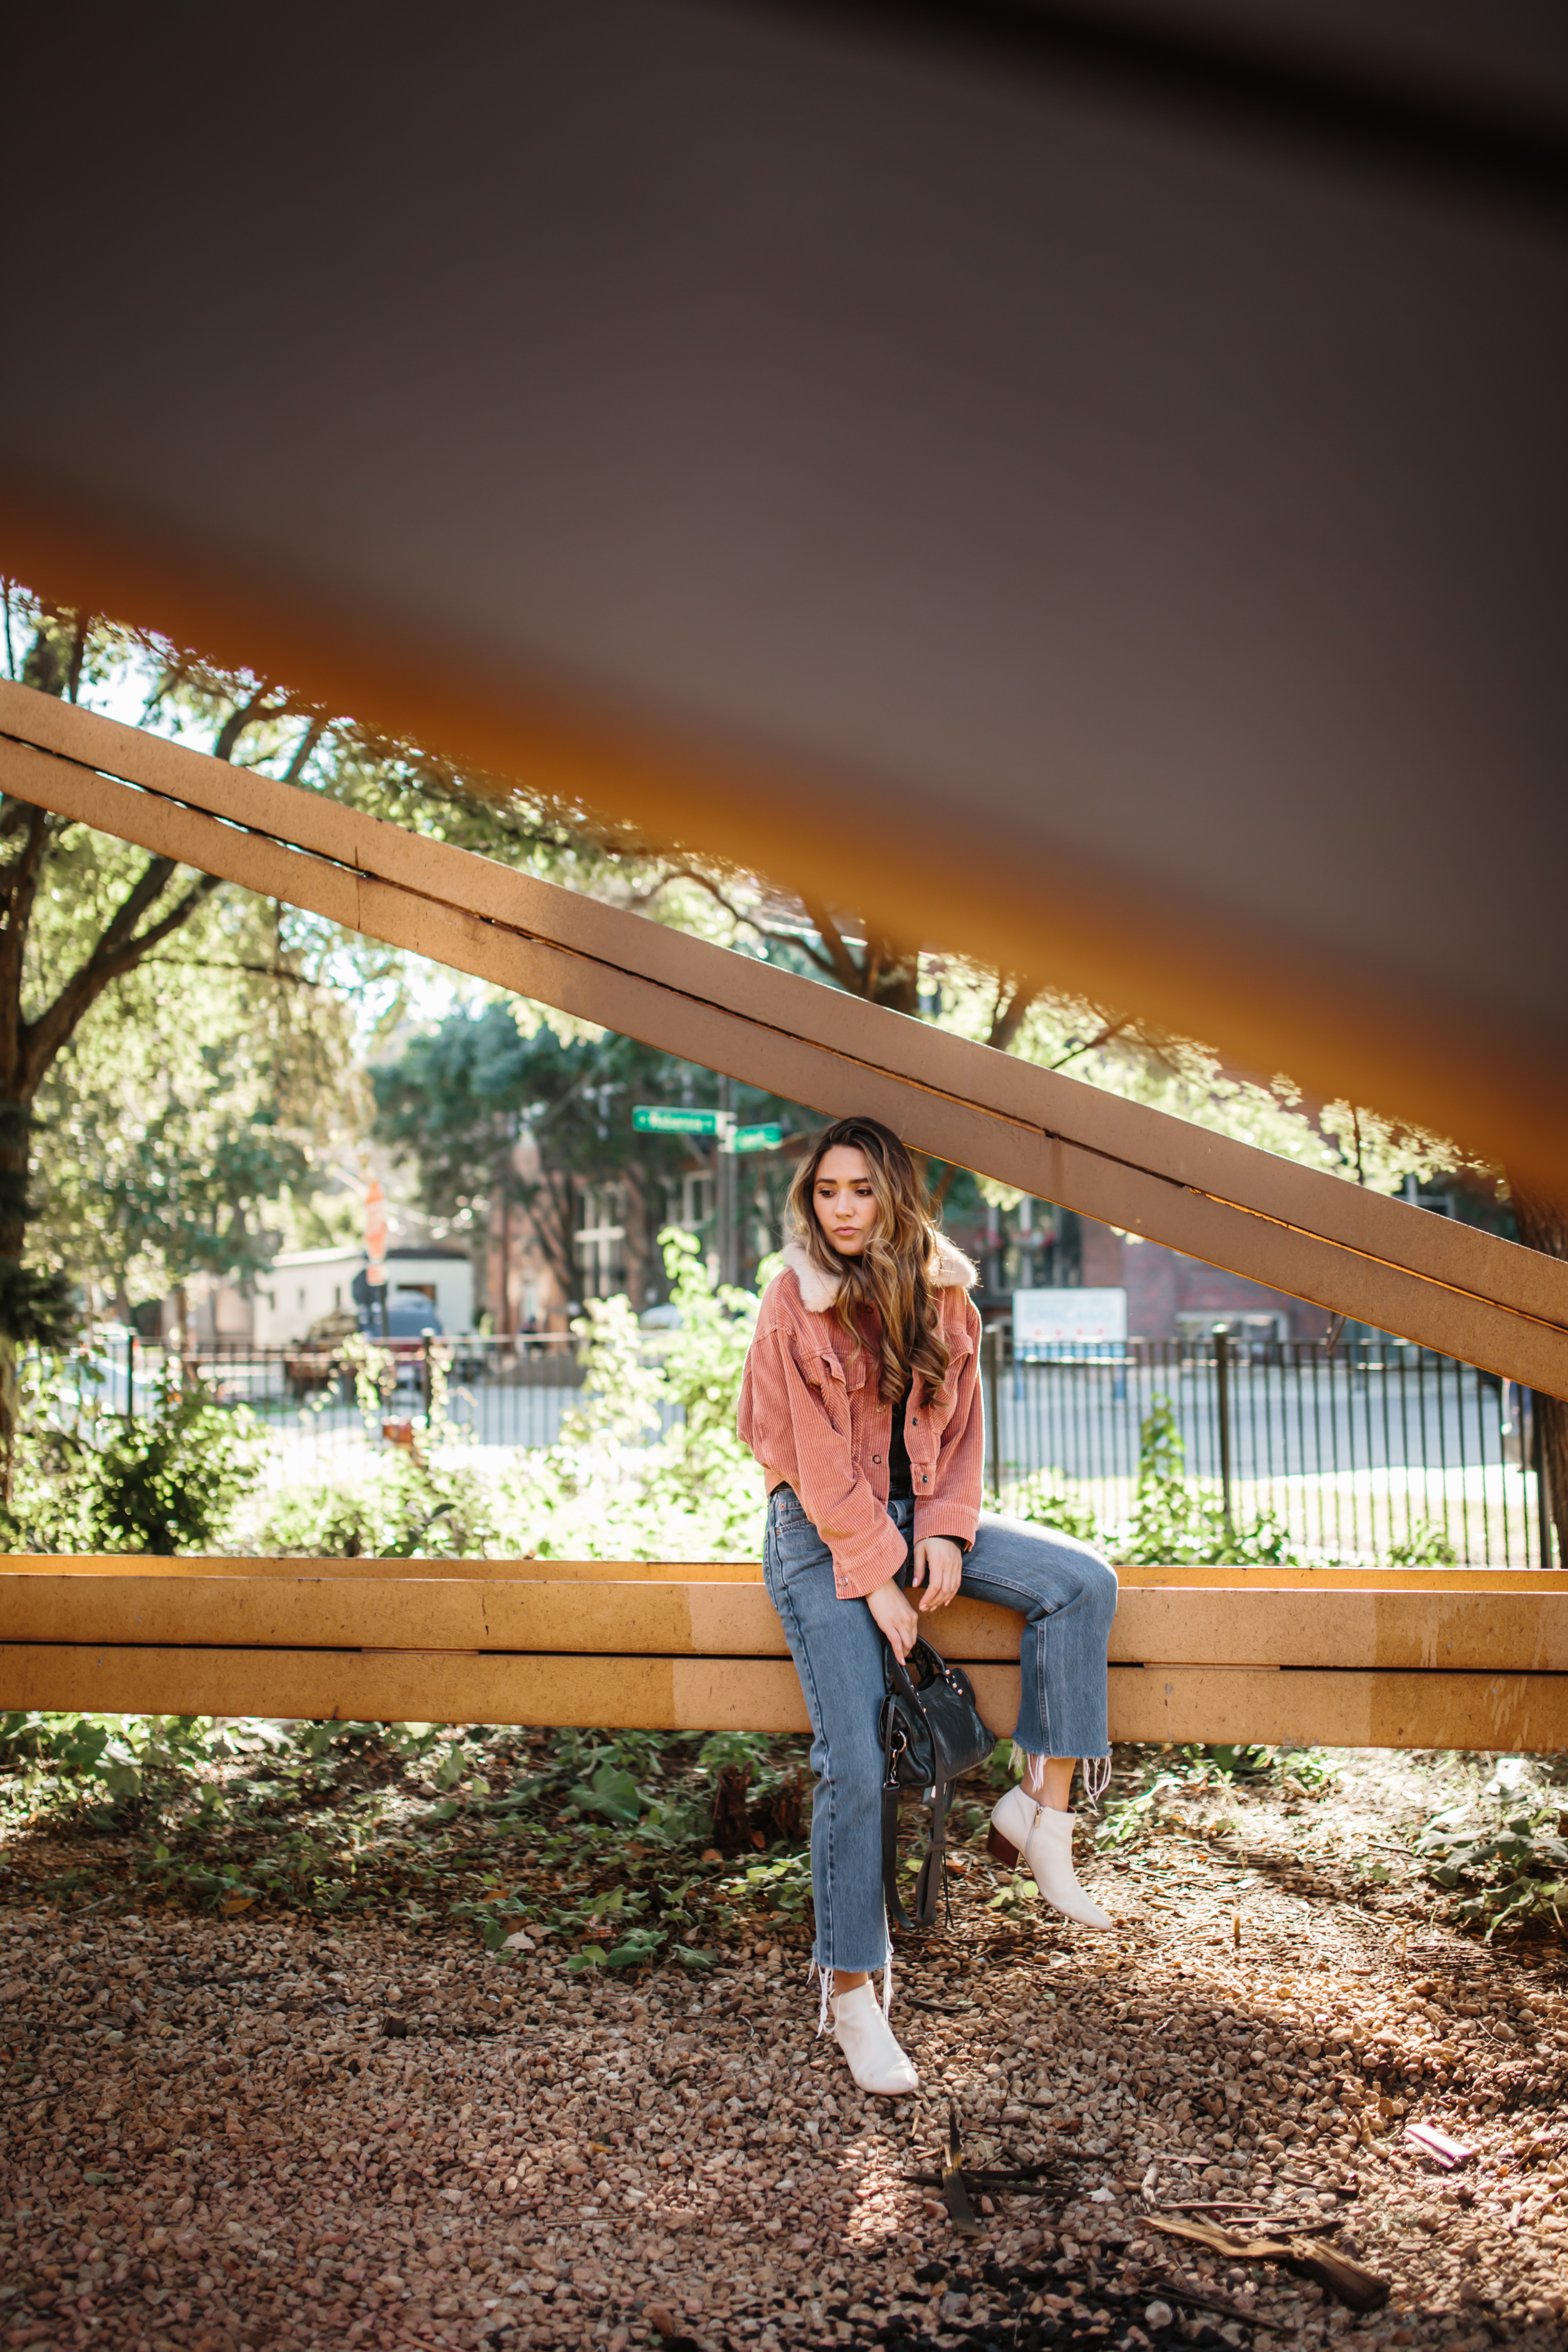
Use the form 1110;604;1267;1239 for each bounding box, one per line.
632;1105;722;1135
732;1123;783;1153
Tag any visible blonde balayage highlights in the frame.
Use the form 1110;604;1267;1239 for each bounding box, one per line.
786;1116;952;1407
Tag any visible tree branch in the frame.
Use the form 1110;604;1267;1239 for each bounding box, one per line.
21;873;224;1091
65;611;93;704
282;715;327;784
987;980;1043;1054
142;955;335;990
211;686;297;766
798;895;865;995
1049;1016;1132;1072
655;864;842;978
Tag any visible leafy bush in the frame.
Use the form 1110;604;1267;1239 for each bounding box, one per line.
0;1709;215;1809
264;1454;500;1558
1411;1782;1568;1936
1109;1395;1306;1568
1387;1519;1460;1567
492;1232;765;1563
1006;1471;1100;1545
0;1363;261;1554
88;1386;262;1553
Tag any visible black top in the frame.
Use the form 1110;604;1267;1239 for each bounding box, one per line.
888;1384;914;1501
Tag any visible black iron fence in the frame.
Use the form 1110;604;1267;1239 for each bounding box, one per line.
983;1331;1552;1569
38;1326;1556;1567
48;1331;601;1481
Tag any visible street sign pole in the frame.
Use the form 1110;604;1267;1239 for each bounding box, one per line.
631;1102;783;1286
718;1076;735;1286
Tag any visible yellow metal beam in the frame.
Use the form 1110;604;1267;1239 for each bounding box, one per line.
2;1645;1564;1750
14;1555;1568;1593
2;684;1565;1388
6;1566;1568;1673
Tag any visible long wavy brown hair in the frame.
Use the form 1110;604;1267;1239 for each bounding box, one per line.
785;1116;952;1407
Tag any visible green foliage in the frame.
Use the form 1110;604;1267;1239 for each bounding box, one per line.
1387;1519;1460;1567
565;1763;645;1825
259;1240;766;1567
697;1730;776;1778
22;825;363;1309
372;1005;756;1302
1111;1395;1306;1568
0;1709;216;1813
1410;1771;1568;1937
643;1229;765;1540
86;1383;263;1554
0;1705;813;1964
1005;1471;1100;1546
0;1255;78;1350
1197;1743;1279;1781
263;1452;498;1560
494;1239;764;1563
714;1851;814;1916
0;1363;261;1554
1093;1743;1337;1852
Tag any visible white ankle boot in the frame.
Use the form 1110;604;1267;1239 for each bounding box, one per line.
831;1983;918;2095
988;1785;1113;1930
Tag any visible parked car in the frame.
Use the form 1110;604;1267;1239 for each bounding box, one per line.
284;1308;360;1398
358;1298;443;1388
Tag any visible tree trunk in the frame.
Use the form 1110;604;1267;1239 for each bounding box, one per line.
0;1097;32;1501
1509;1180;1568;1566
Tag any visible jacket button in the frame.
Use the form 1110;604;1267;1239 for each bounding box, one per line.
872;1453;882;1465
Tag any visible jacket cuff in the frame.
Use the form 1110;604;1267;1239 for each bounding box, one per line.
834;1516;909;1600
914;1503;979;1551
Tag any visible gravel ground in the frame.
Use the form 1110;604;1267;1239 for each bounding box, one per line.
4;1748;1568;2352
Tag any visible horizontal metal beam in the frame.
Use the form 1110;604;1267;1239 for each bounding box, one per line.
2;1644;1563;1750
17;1554;1568;1592
7;1567;1568;1672
4;682;1566;1391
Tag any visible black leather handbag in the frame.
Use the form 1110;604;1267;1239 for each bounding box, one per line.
879;1636;996;1931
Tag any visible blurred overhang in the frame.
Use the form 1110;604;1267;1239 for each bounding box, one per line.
1;0;1565;1184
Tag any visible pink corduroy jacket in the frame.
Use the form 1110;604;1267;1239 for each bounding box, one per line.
737;1235;985;1600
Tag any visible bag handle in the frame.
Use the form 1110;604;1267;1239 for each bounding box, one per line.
883;1633;945;1703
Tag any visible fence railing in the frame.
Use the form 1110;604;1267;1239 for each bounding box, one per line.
984;1331;1554;1569
40;1326;1558;1567
51;1331;600;1484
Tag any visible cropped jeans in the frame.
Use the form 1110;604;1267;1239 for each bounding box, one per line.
762;1486;1118;1978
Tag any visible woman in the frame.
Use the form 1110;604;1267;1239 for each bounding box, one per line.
737;1117;1117;2096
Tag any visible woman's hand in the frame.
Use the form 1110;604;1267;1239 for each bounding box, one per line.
910;1535;964;1613
866;1575;922;1663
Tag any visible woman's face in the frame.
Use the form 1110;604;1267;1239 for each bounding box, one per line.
813;1144;878;1257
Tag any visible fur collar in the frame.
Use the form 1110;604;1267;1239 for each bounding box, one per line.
779;1234;978;1314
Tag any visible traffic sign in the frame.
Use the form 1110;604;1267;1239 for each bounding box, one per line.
731;1123;783;1153
632;1105;723;1135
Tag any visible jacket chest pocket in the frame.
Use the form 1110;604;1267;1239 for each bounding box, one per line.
814;1345;865;1435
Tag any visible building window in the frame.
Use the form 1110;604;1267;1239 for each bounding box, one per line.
668;1172;714;1236
576;1184;628;1299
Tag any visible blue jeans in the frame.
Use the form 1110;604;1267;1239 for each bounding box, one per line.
762;1487;1118;1975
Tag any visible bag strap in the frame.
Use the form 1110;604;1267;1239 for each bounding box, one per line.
911;1776;955;1930
882;1709;917;1934
881;1700;955;1935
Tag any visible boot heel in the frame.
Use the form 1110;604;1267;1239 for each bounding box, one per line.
987;1826;1019;1868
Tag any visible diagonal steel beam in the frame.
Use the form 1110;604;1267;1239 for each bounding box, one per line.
3;679;1565;1394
